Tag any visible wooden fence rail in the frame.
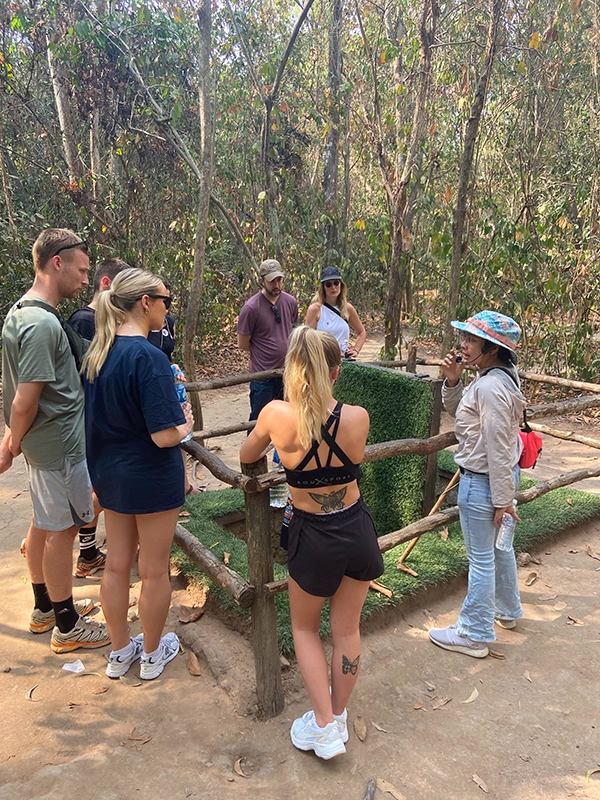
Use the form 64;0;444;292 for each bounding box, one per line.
176;360;600;718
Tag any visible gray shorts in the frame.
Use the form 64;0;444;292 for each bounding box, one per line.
27;458;94;531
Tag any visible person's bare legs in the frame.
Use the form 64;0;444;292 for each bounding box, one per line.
100;511;139;651
136;508;180;653
25;523;47;584
329;576;370;716
42;525;79;601
288;577;332;728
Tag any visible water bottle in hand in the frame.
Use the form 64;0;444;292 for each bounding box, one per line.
171;365;193;443
496;501;517;551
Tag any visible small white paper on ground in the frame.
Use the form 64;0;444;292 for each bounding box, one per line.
62;660;85;673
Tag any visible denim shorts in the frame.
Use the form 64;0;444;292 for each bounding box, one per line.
28;458;94;531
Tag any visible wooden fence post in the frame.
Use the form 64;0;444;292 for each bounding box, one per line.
242;457;285;719
423;379;443;514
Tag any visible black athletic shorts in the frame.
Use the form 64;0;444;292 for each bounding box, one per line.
287;497;384;597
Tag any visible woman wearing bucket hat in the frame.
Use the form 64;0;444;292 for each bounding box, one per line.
305;267;366;358
429;310;527;658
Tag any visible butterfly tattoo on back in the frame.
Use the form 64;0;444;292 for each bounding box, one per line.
308;486;347;512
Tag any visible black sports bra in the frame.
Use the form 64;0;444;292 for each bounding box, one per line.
284;402;362;489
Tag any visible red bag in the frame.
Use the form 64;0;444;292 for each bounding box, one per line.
519;411;543;469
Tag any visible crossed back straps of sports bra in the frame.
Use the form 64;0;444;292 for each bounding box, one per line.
283;401;362;490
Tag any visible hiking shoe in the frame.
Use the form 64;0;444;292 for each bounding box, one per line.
290;710;346;760
51;618;111;654
333;708;348;743
106;634;145;679
30;599;95;634
75;551;107;578
429;625;488;658
139;632;180;680
495;618;517;630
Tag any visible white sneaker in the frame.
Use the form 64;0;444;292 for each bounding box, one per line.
333;709;348;743
429;625;488;658
290;710;346;759
139;632;180;680
105;634;145;679
495;618;516;630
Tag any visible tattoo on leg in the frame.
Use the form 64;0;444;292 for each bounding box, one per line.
308;486;347;512
341;654;360;675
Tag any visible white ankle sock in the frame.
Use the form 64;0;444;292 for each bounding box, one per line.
143;645;160;660
112;639;134;658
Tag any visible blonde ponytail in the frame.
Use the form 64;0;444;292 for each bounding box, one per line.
82;268;164;382
284;326;340;448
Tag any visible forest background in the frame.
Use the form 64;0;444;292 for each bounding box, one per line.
1;0;599;421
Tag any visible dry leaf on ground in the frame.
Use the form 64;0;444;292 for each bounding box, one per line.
461;688;479;704
179;510;191;517
524;670;532;682
223;552;230;566
586;768;600;782
375;778;408;799
353;716;368;741
439;527;449;541
92;686;109;695
525;572;538;586
234;757;248;778
119;675;142;687
585;545;600;562
26;684;39;701
371;721;392;733
472;774;489;792
178;605;205;624
566;498;573;506
567;616;585;626
128;726;152;744
488;649;505;659
432;696;452;710
519;754;532;762
187;651;202;676
413;702;425;711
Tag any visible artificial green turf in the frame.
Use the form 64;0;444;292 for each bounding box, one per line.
173;457;600;656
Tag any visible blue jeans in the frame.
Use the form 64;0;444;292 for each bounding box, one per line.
249;377;284;421
456;468;523;643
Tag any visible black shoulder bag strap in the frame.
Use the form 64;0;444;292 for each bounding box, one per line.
16;298;91;371
323;301;342;317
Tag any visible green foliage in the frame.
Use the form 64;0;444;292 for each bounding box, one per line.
334;363;434;535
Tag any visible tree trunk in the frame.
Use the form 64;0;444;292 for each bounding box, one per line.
382;0;436;356
323;0;342;263
441;0;505;355
90;108;101;200
182;0;213;434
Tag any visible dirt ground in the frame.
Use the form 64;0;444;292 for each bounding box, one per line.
2;331;600;800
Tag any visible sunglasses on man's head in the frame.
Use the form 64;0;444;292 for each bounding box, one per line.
271;304;281;323
53;240;89;257
324;280;341;288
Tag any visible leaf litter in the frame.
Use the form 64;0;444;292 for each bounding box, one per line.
376;778;408;799
461;688;479;704
234;757;248;778
472;774;488;792
353;716;368;741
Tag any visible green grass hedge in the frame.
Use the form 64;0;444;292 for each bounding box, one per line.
334;363;434;533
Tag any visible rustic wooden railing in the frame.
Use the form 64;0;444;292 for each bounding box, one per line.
178;359;600;718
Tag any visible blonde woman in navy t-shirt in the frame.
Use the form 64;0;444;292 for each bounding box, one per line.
83;269;193;681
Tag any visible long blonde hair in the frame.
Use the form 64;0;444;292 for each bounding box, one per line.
311;280;349;320
82;268;164;382
284;326;341;448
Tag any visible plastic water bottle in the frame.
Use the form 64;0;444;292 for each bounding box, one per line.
269;481;288;508
171;365;193;443
495;501;517;551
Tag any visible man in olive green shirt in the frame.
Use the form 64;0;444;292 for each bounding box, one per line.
0;228;110;654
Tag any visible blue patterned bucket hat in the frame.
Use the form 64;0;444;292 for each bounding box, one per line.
451;310;521;353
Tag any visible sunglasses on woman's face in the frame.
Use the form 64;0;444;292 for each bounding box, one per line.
271;304;281;323
324;280;341;288
135;294;172;310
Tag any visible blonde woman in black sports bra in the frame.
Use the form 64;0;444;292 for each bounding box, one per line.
240;326;383;760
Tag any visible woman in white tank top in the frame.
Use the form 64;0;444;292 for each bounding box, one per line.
305;266;366;358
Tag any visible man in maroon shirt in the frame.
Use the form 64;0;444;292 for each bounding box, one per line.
237;260;298;420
